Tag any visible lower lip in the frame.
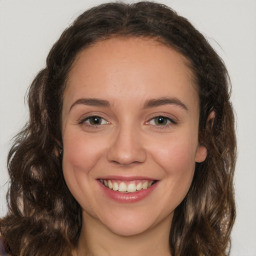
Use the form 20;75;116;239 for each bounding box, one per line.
97;181;158;203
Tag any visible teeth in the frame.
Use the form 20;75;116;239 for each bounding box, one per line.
142;181;149;189
108;180;113;189
113;182;119;191
127;183;137;192
136;183;142;191
101;179;156;193
118;182;127;192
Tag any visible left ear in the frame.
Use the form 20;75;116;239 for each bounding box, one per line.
195;145;207;163
195;111;215;163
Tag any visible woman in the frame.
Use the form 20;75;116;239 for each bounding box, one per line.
0;2;236;256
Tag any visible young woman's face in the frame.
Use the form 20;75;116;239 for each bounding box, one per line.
62;37;207;236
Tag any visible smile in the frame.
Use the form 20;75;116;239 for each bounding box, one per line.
99;179;157;193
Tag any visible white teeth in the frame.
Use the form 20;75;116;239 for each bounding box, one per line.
142;181;149;189
136;183;142;191
113;182;119;191
118;182;127;192
101;179;156;193
108;180;113;189
127;183;137;192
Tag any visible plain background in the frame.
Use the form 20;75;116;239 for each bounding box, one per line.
0;0;255;255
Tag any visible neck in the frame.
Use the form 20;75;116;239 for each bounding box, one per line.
75;211;172;256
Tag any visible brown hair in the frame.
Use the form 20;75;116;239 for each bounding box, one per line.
0;2;236;255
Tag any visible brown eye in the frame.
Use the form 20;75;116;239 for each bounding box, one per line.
83;116;108;126
155;116;168;125
148;116;175;126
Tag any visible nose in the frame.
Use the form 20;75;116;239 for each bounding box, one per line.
106;125;147;166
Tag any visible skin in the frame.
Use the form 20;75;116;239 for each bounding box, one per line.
61;37;207;256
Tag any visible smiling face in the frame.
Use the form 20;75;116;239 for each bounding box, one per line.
61;37;207;237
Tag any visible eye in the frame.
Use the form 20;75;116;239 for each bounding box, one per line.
81;116;109;126
148;116;175;126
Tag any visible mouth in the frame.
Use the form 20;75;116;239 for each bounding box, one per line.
98;179;158;193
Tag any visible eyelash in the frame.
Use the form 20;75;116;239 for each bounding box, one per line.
79;115;176;129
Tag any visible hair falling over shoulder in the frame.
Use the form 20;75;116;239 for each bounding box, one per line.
0;2;236;255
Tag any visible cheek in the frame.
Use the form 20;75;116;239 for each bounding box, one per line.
158;139;197;208
62;131;106;213
150;135;197;198
62;132;104;173
61;132;105;203
152;136;197;173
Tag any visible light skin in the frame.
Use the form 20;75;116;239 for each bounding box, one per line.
61;37;207;256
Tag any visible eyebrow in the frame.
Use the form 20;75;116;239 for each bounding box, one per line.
69;97;188;112
143;97;188;111
69;98;110;112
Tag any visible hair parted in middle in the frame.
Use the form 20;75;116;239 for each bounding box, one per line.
0;2;236;256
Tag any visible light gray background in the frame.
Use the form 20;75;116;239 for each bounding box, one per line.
0;1;255;255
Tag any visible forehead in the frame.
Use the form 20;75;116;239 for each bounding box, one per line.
64;37;198;111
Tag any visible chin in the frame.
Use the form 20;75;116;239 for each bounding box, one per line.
98;208;170;237
106;220;154;237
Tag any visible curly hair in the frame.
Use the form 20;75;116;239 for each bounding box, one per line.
0;2;236;256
